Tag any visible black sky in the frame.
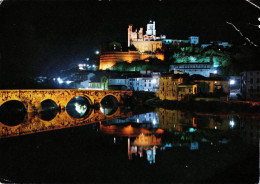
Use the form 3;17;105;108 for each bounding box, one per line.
0;0;259;79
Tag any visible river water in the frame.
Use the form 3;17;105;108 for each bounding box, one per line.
0;103;259;183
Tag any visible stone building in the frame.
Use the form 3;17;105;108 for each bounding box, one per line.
191;74;230;94
99;50;164;70
130;41;163;53
158;74;197;101
158;73;229;101
128;20;166;52
169;62;215;77
241;71;260;101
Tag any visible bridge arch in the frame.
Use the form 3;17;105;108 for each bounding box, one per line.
40;99;59;111
0;98;26;108
65;94;93;108
100;93;120;104
65;95;93;119
0;100;27;126
100;95;119;116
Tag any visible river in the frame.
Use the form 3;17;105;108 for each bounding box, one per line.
0;101;259;183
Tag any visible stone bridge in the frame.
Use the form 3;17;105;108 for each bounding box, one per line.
0;89;133;112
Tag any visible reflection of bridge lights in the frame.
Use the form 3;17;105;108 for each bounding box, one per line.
74;103;87;115
137;118;139;123
229;120;235;128
214;126;217;130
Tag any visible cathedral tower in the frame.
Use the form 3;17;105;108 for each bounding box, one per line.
146;20;156;36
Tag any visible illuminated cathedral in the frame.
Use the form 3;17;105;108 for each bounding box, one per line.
128;20;166;53
99;21;165;70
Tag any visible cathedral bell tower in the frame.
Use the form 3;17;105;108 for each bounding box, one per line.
146;20;156;36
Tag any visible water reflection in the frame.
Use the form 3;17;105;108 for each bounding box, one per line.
0;107;133;138
66;97;90;118
0;100;27;126
109;112;159;128
0;106;258;183
41;99;58;111
101;108;259;165
100;95;118;115
39;109;58;121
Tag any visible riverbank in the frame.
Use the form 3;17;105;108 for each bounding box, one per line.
145;98;260;113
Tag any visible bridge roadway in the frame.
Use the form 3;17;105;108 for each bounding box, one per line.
0;89;133;112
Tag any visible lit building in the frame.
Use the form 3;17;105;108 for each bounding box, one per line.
99;50;164;70
189;36;199;45
106;71;160;92
127;76;159;92
108;77;128;90
241;71;260;101
158;74;197;101
178;83;198;100
158;73;229;101
191;74;230;94
169;62;215;77
128;20;166;48
201;41;232;48
128;20;166;54
229;76;241;100
162;36;199;46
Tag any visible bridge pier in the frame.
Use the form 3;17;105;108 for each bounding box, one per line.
35;102;42;112
27;103;35;113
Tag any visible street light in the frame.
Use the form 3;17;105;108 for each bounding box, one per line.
57;77;63;84
230;79;235;85
229;119;235;128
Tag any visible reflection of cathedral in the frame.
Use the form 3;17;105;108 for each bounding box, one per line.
128;135;160;164
99;122;163;164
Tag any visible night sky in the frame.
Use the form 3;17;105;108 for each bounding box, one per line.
0;0;259;80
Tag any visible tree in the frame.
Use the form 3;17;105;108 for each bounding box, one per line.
100;76;108;90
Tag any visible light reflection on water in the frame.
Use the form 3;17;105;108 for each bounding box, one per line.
0;107;259;182
101;109;259;165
